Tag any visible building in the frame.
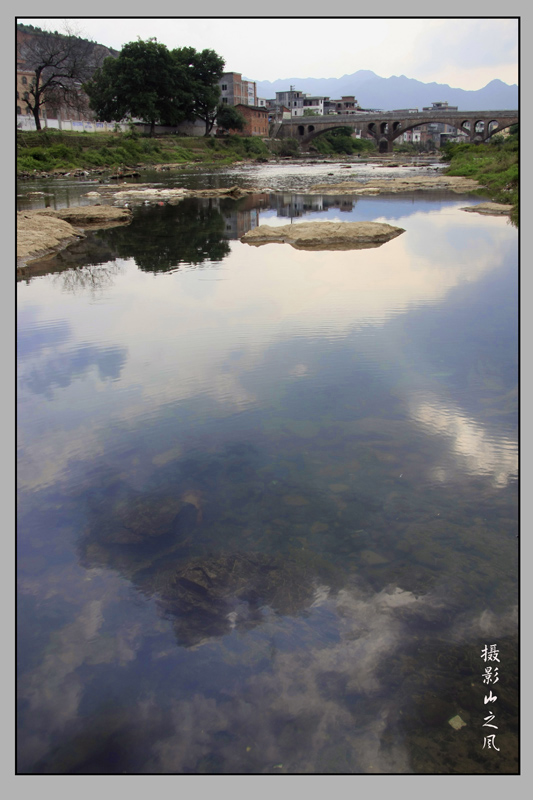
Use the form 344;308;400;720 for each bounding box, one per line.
269;91;361;118
421;101;461;145
219;72;257;107
228;104;269;137
302;96;326;115
275;90;305;116
16;69;35;119
325;96;360;115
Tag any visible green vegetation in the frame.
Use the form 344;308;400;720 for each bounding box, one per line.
205;134;270;160
270;138;301;158
84;39;224;136
84;39;184;136
310;127;376;156
16;129;271;174
441;126;519;224
172;47;225;135
215;104;247;133
393;141;435;154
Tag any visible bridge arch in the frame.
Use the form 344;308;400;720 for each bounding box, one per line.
296;123;363;142
484;121;515;139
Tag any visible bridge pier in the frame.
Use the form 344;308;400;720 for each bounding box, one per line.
375;137;392;153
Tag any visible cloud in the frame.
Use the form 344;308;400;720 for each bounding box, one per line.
407;19;518;87
17;570;144;772
146;582;517;773
409;391;518;488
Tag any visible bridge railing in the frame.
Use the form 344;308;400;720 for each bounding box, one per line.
281;110;518;123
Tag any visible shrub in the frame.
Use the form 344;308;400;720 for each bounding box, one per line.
277;139;299;157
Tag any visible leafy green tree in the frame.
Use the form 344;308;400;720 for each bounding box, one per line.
216;104;246;133
172;47;225;135
84;38;192;135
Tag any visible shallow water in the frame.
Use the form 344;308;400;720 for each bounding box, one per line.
17;162;518;774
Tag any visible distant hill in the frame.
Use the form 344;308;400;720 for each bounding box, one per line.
253;70;518;111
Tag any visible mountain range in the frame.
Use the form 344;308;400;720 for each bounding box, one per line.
252;70;518;111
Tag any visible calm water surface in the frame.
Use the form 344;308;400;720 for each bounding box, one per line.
17;162;518;774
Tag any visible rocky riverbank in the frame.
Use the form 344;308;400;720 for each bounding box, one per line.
17;206;132;268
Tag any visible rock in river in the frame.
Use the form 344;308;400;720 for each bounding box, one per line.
241;220;405;251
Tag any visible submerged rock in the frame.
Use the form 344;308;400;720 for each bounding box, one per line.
241;221;405;251
156;551;336;646
92;493;185;545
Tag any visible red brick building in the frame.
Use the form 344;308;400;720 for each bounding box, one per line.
230;104;269;137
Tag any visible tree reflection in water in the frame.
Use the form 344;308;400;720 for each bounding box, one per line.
54;260;125;296
107;197;231;272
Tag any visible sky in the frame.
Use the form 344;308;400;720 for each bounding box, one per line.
16;16;519;92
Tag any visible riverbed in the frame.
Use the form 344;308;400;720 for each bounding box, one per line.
17;159;518;774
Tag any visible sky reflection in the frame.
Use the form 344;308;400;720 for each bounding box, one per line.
17;203;516;493
17;191;518;774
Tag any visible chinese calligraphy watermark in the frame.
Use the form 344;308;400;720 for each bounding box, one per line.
481;643;501;752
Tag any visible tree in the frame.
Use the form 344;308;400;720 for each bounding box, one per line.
17;23;105;131
216;104;246;133
172;47;225;136
85;38;192;136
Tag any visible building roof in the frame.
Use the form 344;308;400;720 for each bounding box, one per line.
234;104;269;113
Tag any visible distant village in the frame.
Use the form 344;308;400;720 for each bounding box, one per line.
16;23;469;147
216;76;468;146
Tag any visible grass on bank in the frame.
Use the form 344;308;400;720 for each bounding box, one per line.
16;128;275;173
440;130;519;224
16;126;381;174
308;127;377;156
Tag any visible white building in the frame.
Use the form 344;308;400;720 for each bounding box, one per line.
302;95;326;115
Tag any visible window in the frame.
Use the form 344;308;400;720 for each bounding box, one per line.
22;76;27;84
222;97;228;104
221;84;227;90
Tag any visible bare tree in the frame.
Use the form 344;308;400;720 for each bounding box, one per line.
17;22;110;130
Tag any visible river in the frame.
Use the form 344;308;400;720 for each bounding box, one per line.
17;159;518;774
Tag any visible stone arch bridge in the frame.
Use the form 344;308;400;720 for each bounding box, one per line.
277;110;518;152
